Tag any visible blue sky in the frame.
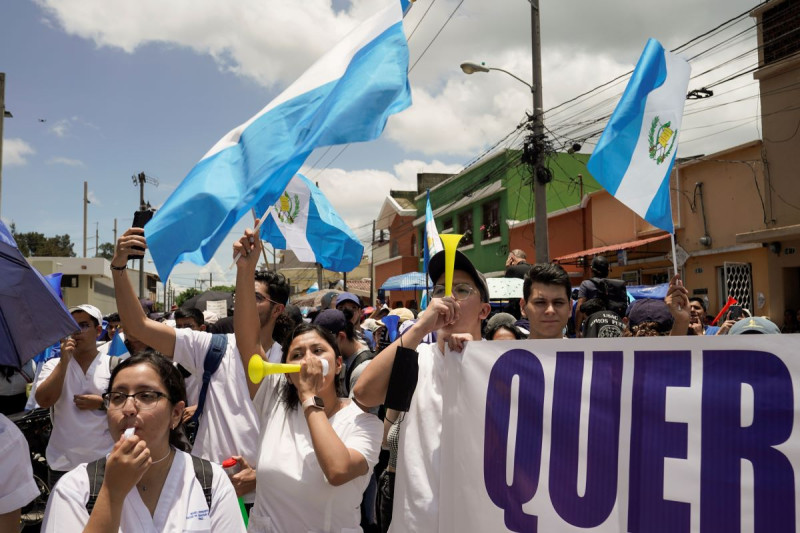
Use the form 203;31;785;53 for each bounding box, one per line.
1;0;762;291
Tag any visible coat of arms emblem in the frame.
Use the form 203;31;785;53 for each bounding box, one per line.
648;116;677;165
276;191;300;224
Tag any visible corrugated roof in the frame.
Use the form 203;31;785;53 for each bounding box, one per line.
554;234;671;262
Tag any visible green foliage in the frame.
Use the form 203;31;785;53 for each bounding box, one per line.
11;225;76;257
96;242;115;260
175;287;201;308
209;285;235;293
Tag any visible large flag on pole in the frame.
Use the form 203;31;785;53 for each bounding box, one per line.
257;174;363;272
587;38;690;233
146;1;412;280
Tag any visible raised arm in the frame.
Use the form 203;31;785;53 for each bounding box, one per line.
111;228;177;356
353;297;457;408
665;274;691;336
233;226;264;399
34;339;73;408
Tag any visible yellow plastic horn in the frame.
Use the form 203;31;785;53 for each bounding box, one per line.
248;355;300;384
438;233;463;297
247;355;330;384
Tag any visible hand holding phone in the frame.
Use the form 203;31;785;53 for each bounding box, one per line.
727;305;743;321
129;209;154;261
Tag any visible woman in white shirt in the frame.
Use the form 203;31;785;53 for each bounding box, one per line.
234;230;383;532
41;352;245;532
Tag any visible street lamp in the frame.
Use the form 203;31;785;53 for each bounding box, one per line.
460;62;534;93
460;55;550;263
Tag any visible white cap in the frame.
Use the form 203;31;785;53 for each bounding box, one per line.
69;304;104;326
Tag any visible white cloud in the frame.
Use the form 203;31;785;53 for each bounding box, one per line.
3;138;36;166
197;257;231;285
49;119;70;137
87;190;101;206
47;156;85;167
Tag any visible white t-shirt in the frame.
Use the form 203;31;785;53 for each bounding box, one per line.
41;450;246;532
249;374;383;533
389;343;444;533
172;330;260;466
0;414;40;514
36;345;122;471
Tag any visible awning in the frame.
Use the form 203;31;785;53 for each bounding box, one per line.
554;234;671;262
380;272;432;291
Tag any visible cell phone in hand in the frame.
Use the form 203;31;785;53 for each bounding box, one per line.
728;305;743;321
129;209;155;261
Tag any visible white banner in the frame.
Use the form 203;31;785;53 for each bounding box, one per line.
438;336;800;533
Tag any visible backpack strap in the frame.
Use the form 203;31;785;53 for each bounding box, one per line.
345;349;374;396
191;455;214;511
85;457;107;515
189;334;228;425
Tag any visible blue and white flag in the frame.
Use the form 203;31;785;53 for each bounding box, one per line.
257;174;363;272
587;38;690;233
106;331;129;357
146;1;412;280
423;190;442;276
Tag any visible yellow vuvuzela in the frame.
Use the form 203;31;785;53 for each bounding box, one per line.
438;233;463;297
248;355;329;384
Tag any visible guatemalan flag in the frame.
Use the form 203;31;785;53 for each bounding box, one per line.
423;190;442;275
257;174;363;272
587;39;690;233
146;1;412;280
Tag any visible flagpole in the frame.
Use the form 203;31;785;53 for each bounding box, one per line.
229;205;274;269
252;208;271;268
670;232;679;277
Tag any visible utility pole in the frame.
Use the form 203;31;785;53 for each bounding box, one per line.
316;263;323;291
343;271;347;292
0;73;9;220
132;172;158;299
83;181;89;258
369;220;375;305
113;218;117;246
530;0;549;263
95;222;99;257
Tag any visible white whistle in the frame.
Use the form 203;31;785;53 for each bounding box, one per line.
123;427;136;439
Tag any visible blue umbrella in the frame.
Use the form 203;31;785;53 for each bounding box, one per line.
0;221;78;368
380;272;432;291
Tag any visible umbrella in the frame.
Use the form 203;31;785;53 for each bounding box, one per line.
486;277;524;300
380;272;432;291
0;221;78;368
290;289;343;308
181;290;234;315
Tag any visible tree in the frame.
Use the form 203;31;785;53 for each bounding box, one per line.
11;225;76;257
209;285;235;293
96;242;115;260
175;287;201;308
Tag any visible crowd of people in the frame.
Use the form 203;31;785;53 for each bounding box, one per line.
0;224;791;532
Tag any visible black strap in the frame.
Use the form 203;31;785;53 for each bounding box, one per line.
85;458;107;514
344;348;374;395
85;455;213;514
189;334;228;425
191;455;214;511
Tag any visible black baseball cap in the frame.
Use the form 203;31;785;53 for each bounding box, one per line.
428;250;489;302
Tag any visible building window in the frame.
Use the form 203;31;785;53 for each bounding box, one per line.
481;199;500;240
443;218;453;233
391;240;399;257
458;211;473;245
411;233;418;257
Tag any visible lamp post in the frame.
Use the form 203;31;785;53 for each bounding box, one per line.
0;73;13;220
459;2;549;263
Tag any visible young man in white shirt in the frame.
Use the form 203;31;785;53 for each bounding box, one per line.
34;304;117;487
110;227;289;500
354;250;491;533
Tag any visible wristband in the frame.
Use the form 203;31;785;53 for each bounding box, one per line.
110;264;127;271
302;396;325;412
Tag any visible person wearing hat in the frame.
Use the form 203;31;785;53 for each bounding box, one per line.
574;255;629;337
34;304;125;487
336;292;376;351
354;249;491;533
729;316;781;335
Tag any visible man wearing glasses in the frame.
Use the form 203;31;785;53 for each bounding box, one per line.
34;304;121;487
354;249;491;533
110;227;290;503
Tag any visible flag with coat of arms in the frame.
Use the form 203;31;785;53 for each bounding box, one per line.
587;38;691;233
257;174;364;272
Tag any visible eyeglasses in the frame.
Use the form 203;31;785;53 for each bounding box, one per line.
255;292;281;305
102;391;168;410
430;283;478;301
